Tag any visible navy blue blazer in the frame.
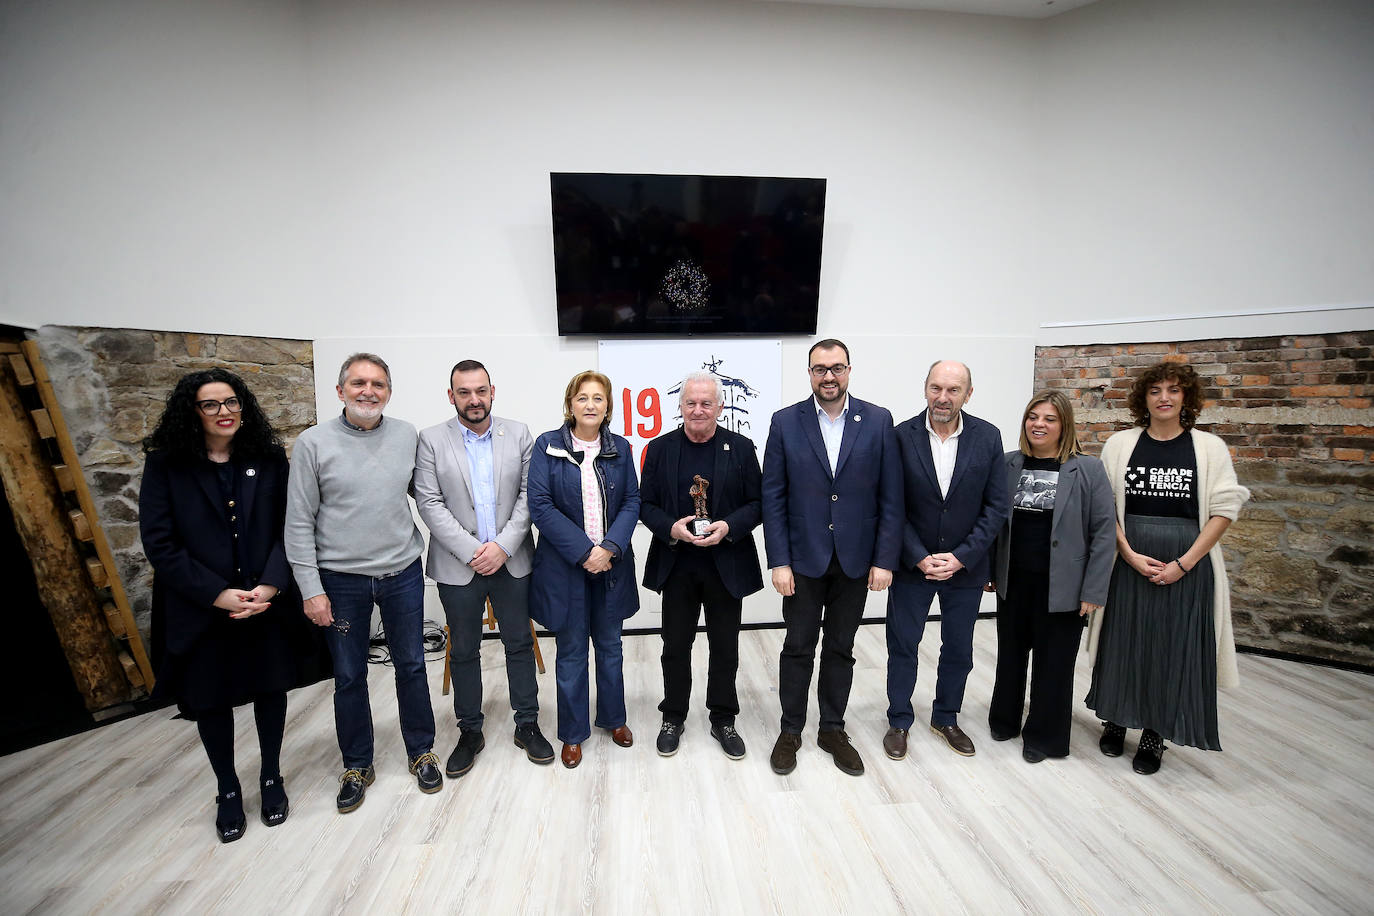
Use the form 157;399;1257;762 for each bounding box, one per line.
639;426;764;601
761;396;903;580
894;409;1009;586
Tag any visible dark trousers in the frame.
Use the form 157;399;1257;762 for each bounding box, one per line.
658;554;741;727
779;555;868;734
988;570;1085;757
320;559;435;768
886;571;982;729
553;575;626;744
195;692;288;795
437;568;539;733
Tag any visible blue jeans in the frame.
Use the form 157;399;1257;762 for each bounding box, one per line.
553;575;626;744
436;569;539;732
320;559;435;768
886;572;982;729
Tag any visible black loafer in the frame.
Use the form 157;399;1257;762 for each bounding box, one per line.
1099;722;1126;758
989;725;1020;742
260;776;289;827
215;790;246;843
1022;745;1046;764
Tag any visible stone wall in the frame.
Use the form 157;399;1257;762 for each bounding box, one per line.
1035;331;1373;667
32;327;316;643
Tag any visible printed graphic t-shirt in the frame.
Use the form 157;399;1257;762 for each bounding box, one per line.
1010;456;1060;572
1123;430;1199;520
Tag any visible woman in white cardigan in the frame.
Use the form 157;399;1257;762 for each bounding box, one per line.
1085;362;1249;775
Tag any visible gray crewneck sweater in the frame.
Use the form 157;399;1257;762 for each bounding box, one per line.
285;413;425;599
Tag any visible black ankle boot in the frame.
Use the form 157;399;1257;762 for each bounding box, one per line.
1133;729;1166;775
215;789;246;843
260;775;289;827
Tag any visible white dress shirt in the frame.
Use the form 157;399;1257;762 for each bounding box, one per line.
814;395;850;476
925;412;964;499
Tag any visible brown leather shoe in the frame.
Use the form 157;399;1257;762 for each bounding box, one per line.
883;726;909;760
608;725;633;748
770;732;802;775
931;723;976;757
561;743;582;768
817;729;864;776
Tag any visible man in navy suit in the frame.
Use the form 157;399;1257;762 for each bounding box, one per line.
884;360;1008;760
640;371;764;760
761;339;903;776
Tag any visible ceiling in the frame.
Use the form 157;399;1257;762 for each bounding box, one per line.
754;0;1101;19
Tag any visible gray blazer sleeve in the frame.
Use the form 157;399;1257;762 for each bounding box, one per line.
1077;455;1117;608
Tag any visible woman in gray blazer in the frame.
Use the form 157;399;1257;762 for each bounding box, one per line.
987;390;1115;762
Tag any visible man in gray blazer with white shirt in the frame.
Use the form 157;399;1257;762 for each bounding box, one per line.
414;359;554;776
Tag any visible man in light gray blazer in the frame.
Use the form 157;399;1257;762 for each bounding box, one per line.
414;359;553;776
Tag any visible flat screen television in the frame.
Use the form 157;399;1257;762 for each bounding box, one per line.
550;172;825;335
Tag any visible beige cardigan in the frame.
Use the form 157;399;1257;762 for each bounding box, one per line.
1087;427;1251;689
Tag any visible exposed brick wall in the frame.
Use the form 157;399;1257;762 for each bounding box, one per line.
32;326;315;645
1035;331;1373;667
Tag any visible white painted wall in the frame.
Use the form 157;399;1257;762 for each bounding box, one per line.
1033;0;1374;332
2;0;1370;628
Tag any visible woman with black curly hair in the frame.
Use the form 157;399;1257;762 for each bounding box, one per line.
139;368;317;842
1086;362;1249;775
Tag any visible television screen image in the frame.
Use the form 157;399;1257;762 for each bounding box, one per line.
550;172;826;335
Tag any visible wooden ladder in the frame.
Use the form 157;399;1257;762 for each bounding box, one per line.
0;340;154;709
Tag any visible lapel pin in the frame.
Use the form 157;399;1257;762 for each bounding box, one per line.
853;415;862;422
245;468;257;477
723;443;730;451
497;426;505;436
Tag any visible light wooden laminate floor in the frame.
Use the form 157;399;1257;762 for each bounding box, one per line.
0;621;1370;915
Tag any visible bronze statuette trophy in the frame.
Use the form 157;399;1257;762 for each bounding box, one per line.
689;475;712;537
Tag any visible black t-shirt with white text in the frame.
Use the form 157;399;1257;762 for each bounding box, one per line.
1123;430;1198;519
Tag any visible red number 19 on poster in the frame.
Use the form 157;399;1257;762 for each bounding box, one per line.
621;386;662;471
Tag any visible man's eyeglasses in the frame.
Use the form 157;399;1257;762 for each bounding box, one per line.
197;398;243;416
808;364;850;378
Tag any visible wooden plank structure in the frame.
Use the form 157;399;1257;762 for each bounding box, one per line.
0;339;153;710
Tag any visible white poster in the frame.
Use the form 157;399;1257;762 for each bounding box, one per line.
598;339;783;474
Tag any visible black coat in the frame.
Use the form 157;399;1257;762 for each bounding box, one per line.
139;448;326;713
639;426;764;600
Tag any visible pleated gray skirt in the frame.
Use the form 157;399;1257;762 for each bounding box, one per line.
1085;514;1221;750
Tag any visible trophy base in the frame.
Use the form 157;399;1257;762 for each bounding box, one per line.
689;517;714;538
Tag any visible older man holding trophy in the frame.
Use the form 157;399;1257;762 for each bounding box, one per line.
639;371;765;759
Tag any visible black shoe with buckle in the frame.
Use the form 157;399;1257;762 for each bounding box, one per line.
513;723;555;764
215;789;246;843
710;723;746;760
260;775;288;827
411;752;444;793
336;766;376;813
1100;722;1126;758
1133;729;1166;775
656;721;684;757
445;729;486;778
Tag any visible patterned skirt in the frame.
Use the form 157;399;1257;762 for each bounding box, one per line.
1085;514;1221;750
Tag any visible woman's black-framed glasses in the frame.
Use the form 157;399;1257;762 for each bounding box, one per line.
197;397;243;416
